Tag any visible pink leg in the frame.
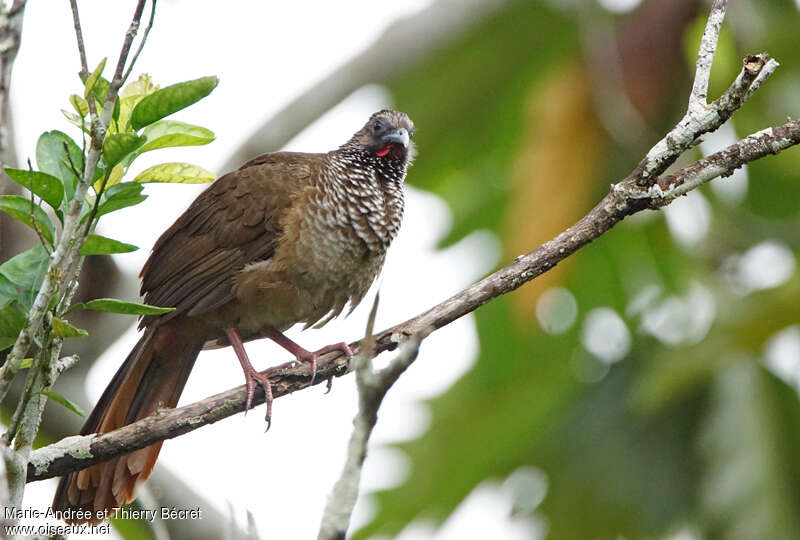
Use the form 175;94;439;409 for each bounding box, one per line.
226;327;275;426
260;327;353;384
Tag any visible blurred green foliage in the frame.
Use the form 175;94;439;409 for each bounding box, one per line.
357;0;800;538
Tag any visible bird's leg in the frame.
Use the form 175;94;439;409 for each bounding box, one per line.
225;327;274;425
260;327;354;384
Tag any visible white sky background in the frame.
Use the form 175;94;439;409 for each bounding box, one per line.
10;1;530;539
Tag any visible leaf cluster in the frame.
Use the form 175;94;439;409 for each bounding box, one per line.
1;68;219;413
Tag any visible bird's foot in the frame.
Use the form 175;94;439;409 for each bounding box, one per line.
226;327;275;427
293;342;354;385
241;363;275;427
260;328;353;385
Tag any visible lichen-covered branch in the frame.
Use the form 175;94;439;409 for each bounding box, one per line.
317;337;422;540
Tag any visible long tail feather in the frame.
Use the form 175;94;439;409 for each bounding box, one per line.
52;320;201;524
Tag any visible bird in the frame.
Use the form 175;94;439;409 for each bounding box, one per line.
52;109;415;523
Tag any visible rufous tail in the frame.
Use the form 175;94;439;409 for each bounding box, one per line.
52;320;201;524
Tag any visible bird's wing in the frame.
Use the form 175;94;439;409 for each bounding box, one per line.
138;152;319;328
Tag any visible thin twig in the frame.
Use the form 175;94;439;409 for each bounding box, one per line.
689;0;727;109
108;0;147;92
318;337;422;540
68;0;97;119
68;0;89;78
121;0;156;84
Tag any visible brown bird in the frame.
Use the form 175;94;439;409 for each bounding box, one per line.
52;109;415;522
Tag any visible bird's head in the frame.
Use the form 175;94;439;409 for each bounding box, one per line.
345;109;415;165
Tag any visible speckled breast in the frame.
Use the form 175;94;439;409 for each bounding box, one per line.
287;173;404;327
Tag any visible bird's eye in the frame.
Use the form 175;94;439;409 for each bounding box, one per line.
372;121;383;133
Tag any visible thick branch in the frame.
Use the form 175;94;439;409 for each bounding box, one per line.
27;115;800;482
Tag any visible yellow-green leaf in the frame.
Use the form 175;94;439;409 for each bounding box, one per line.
133;162;215;184
84;57;107;99
139;121;215;153
51;316;88;339
70;94;89;118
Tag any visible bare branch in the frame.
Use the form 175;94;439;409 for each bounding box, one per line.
121;0;157;85
68;0;98;119
631;51;771;187
689;0;727;109
68;0;89;78
318;338;422;540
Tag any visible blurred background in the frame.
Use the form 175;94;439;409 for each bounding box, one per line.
3;0;800;538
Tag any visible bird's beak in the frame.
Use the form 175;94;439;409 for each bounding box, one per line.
381;128;410;148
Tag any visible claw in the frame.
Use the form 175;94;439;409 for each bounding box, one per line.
226;327;274;428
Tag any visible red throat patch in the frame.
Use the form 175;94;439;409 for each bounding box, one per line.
376;146;391;157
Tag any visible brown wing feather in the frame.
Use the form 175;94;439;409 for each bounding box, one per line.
138;152;319;328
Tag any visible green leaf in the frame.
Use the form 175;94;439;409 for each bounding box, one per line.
42;390;87;418
138;120;215;153
51;316;88;339
70;94;89;117
0;336;15;351
0;302;26;345
0;245;49;292
130;76;218;130
19;357;33;369
0;273;17;309
69;298;174;316
36;131;83;200
96;182;147;217
83;57;107;99
4;168;64;212
133;162;215;184
102;133;146;169
80;234;138;255
0;195;55;246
